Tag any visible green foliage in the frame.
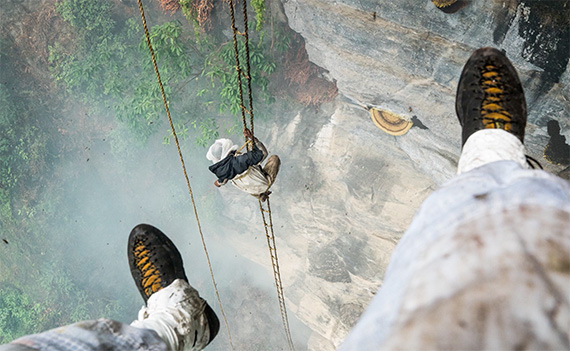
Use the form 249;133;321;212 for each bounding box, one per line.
163;121;189;145
101;299;125;322
203;37;276;117
51;0;196;143
251;0;266;31
51;0;280;149
143;21;193;78
190;118;219;147
55;0;114;35
33;263;110;327
0;265;124;343
178;0;202;42
272;28;292;53
0;285;44;343
179;0;193;20
0;190;12;226
0;85;48;224
0;86;18;193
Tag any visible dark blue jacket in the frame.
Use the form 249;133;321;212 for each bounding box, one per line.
208;145;265;184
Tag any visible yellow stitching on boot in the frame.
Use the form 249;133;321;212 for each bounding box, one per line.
480;63;512;131
134;240;163;297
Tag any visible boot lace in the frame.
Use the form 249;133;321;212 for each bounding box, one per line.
479;63;515;131
134;239;163;298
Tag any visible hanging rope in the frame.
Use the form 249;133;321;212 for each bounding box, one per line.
227;0;254;148
135;1;235;349
225;0;295;349
239;0;255;138
259;198;295;350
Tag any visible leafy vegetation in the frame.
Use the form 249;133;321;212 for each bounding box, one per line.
251;0;266;31
0;84;48;226
0;263;129;343
0;2;142;340
0;285;44;343
174;0;280;140
0;0;332;344
49;1;198;142
179;0;213;35
203;37;276;115
55;0;113;35
49;0;284;148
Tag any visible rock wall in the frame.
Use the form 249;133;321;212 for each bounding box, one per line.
219;0;570;349
282;0;570;182
220;102;435;349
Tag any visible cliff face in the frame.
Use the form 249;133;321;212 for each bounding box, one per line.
281;0;569;182
220;0;570;349
3;0;567;349
221;103;435;349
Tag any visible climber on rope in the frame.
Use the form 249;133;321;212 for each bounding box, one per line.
207;128;281;202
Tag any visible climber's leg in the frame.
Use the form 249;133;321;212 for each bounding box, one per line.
128;224;219;351
339;47;570;350
0;224;220;351
1;319;168;351
262;155;281;186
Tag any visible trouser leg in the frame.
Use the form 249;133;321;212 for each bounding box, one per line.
130;279;215;351
262;155;281;186
2;319;167;351
339;161;570;350
458;129;528;174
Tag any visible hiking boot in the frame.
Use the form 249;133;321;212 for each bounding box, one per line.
456;47;527;146
128;224;219;350
128;224;188;302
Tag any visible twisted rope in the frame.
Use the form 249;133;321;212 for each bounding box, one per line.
226;1;295;348
136;1;234;349
259;198;295;350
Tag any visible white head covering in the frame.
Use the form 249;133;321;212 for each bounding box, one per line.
206;138;238;163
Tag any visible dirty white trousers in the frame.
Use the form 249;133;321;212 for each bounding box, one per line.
340;129;570;350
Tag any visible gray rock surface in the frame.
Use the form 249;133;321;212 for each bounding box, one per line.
282;0;569;181
220;103;434;349
219;0;570;349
